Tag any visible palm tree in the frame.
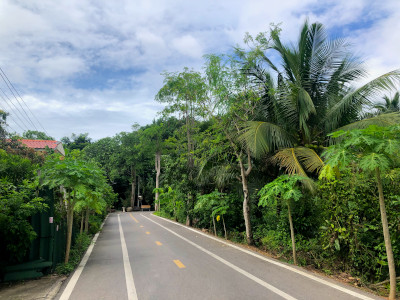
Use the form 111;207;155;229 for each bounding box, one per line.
240;20;400;176
373;92;400;114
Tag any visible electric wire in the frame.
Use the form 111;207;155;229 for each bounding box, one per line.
0;69;38;131
6;124;17;134
0;103;21;134
0;67;49;135
0;88;30;131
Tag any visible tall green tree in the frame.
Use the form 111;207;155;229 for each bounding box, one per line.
322;125;400;300
139;119;179;211
117;129;141;207
83;137;120;183
198;54;267;245
156;69;207;225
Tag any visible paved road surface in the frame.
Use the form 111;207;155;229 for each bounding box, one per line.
56;212;382;300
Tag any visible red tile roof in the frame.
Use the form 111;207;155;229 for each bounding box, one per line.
19;139;58;149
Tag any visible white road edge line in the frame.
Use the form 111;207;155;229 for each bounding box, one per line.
59;214;109;300
148;213;376;300
141;214;297;300
118;214;139;300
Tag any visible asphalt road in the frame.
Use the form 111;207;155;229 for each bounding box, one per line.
55;212;382;300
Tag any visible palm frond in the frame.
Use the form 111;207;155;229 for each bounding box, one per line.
272;147;324;175
239;121;293;157
271;147;317;191
324;69;400;132
271;148;307;176
336;112;400;131
295;147;325;173
215;165;236;190
297;88;316;140
393;92;399;109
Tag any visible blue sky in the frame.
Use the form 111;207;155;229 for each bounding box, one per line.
0;0;399;140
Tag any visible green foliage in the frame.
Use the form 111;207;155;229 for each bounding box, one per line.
83;137;120;182
321;125;400;291
156;186;185;221
0;149;36;185
0;151;48;264
194;190;229;227
153;211;174;220
239;20;400;179
258;175;307;206
323;125;400;174
41;151;109;203
41;150;112;263
88;215;103;235
316;171;400;281
61;133;92;151
22;130;54;140
55;233;92;274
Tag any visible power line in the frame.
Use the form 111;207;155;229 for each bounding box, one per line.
0;67;50;136
0;103;24;133
5;114;26;132
0;88;30;131
6;123;17;134
0;69;38;131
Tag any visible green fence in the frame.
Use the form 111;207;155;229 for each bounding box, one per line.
3;188;72;281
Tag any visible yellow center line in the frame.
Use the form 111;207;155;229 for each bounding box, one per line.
173;260;186;269
129;213;139;223
155;241;162;246
146;231;150;235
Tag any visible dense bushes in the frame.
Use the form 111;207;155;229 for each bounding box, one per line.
0;150;48;265
316;171;400;282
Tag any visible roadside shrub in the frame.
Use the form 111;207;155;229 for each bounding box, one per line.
55;233;92;275
0;178;48;265
88;215;103;235
317;170;400;282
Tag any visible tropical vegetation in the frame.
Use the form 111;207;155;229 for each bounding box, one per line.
1;20;399;298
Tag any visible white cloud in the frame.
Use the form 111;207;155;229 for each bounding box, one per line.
36;56;87;79
172;35;203;58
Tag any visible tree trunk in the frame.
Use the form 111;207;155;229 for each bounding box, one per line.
212;215;217;236
222;215;227;239
186;108;194;226
287;201;297;265
173;200;177;221
84;208;89;233
65;193;75;264
137;176;140;207
130;166;136;208
186;194;192;226
238;154;253;245
376;168;396;300
155;151;161;211
80;211;84;234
